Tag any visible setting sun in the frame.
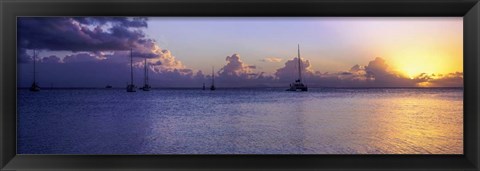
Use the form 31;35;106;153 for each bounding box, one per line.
388;44;462;80
392;54;442;79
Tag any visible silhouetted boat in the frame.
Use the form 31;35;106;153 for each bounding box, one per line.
287;44;308;91
203;83;206;90
126;49;136;92
105;85;113;89
140;58;151;91
210;67;216;91
29;49;40;92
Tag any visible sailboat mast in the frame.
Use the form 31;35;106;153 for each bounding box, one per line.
212;66;215;85
130;49;133;85
33;49;36;83
298;44;302;82
144;58;148;85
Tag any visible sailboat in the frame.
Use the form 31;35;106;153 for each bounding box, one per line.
140;58;151;91
29;49;40;92
126;49;136;92
202;83;206;90
210;67;216;91
286;44;308;91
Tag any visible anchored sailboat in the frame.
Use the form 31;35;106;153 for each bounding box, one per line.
29;49;40;92
126;49;136;92
140;58;151;91
210;66;216;91
202;83;206;90
286;44;308;91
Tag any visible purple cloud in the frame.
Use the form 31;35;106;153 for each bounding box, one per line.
213;53;275;87
18;48;32;63
41;55;61;63
218;54;256;79
260;57;283;63
18;54;204;88
18;17;149;52
63;53;100;63
274;57;315;82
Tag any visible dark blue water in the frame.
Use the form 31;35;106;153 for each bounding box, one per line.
18;88;463;154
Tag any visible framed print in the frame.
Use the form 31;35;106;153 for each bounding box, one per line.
1;0;479;170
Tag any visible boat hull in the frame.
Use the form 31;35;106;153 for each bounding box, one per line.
140;86;151;91
126;84;136;92
286;87;308;91
29;87;40;92
29;83;40;92
286;82;308;91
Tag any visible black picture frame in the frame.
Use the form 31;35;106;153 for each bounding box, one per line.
1;0;479;170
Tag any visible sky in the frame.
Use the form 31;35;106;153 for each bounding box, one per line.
17;17;463;88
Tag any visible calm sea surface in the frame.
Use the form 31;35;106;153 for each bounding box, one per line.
18;88;463;154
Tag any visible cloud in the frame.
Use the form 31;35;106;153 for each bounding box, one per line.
218;54;256;79
412;72;463;87
208;53;274;87
18;17;149;52
194;70;206;81
75;17;148;28
18;17;190;76
41;55;61;63
274;57;315;82
260;57;283;63
345;64;369;81
273;56;462;87
300;57;412;87
19;54;203;88
18;48;32;63
149;49;187;72
63;53;101;63
362;57;412;86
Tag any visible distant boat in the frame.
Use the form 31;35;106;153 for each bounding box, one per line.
29;49;40;92
286;44;308;91
140;58;151;91
202;83;206;90
126;49;136;92
105;85;113;89
210;66;216;91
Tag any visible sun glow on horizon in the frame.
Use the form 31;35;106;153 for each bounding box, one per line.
387;42;462;80
393;53;462;80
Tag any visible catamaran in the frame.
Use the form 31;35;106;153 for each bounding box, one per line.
126;49;136;92
286;44;308;91
210;67;216;91
29;49;40;92
140;58;151;91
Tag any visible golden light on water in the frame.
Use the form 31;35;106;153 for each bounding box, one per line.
243;89;465;154
368;95;463;154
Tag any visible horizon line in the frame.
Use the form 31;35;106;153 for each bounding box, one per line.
17;87;464;89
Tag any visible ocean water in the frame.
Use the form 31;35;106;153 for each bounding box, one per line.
17;88;463;154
